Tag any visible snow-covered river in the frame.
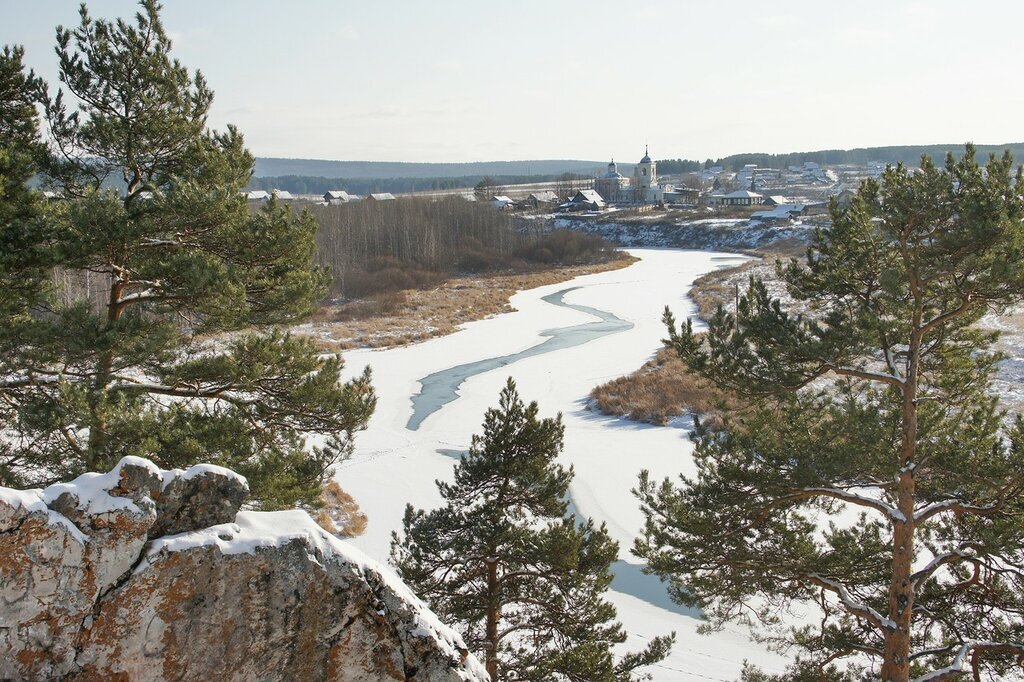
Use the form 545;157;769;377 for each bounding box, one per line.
337;248;789;680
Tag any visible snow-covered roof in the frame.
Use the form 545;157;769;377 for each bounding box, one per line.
723;190;763;199
367;193;396;201
271;189;293;200
246;190;270;200
766;195;790;204
324;190;354;201
752;204;805;219
573;189;605;205
528;191;558;202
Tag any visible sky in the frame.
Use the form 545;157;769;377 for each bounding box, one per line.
3;1;1023;163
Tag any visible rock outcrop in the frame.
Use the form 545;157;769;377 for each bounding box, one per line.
0;457;488;681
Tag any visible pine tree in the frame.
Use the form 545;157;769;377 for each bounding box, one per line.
391;378;673;681
635;147;1024;680
0;2;375;507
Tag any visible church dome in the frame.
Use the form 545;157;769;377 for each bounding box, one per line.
640;146;652;164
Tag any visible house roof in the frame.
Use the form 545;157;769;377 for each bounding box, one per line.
752;204;806;219
528;191;558;202
325;190;352;200
271;189;293;199
723;190;763;199
367;192;396;201
571;189;606;207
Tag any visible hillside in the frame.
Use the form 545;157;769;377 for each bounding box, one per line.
253;158;620;179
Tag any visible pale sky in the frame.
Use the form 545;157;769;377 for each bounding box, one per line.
3;1;1022;163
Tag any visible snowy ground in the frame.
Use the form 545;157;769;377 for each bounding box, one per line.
335;248;790;680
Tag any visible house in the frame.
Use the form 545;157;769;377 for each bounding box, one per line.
365;192;396;202
834;189;858;209
763;195;791;207
662;186;700;206
324;190;356;204
705;190;765;207
245;190;270;201
559;189;606;212
752;203;806;221
270;189;294;201
524;191;558;208
491;195;515;210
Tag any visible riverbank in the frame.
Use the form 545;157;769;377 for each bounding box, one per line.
295;256;637;351
334;248;788;681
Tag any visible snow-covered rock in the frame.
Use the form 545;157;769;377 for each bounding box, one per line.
0;457;487;681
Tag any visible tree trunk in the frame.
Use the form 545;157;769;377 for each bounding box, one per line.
485;558;500;681
881;327;921;681
86;274;126;466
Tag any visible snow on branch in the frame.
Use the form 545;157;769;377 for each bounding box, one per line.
910;546;980;589
781;487;905;521
803;574;897;633
913;641;1024;682
915;487;1013;524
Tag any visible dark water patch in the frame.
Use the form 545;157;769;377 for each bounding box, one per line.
566;490;703;618
406;286;633;430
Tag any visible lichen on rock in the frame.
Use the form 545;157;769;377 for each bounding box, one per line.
0;457;488;681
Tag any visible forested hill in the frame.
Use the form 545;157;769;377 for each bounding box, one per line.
657;142;1024;173
253;158;615;179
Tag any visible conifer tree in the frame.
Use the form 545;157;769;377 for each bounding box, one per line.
391;378;673;681
0;2;375;507
635;147;1024;680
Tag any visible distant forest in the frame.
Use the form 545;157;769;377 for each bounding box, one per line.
660;143;1024;173
253;157;614;179
248;174;558;196
246;144;1024;195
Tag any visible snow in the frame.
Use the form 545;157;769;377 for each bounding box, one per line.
160;462;249;491
41;455;161;516
142;508;489;680
333;248;790;680
0;486;87;543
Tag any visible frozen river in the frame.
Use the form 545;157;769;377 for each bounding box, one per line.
337;248;789;680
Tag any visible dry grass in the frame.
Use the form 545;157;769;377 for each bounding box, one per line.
590;346;737;428
589;248;799;427
298;256;638;351
315;480;368;538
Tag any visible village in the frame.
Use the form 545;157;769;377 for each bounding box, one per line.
242;146;883;231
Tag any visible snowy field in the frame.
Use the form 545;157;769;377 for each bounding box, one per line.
336;248;790;680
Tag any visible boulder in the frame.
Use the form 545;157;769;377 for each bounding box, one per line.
0;457;488;681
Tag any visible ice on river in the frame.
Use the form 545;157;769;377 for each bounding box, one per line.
336;248;789;680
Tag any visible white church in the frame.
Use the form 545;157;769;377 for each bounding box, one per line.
594;147;664;204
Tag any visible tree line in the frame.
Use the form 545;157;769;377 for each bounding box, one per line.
250;173;567;196
309;198;620;297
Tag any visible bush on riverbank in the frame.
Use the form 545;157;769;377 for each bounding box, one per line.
590;347;737;428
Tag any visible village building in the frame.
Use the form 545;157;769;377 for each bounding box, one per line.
491;195;515;210
525;190;559;208
663;186;700;205
593;147;664;204
365;192;396;202
560;189;606;212
633;147;663;204
594;158;630;202
752;203;806;222
705;190;765;207
324;190;358;204
763;195;791;207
